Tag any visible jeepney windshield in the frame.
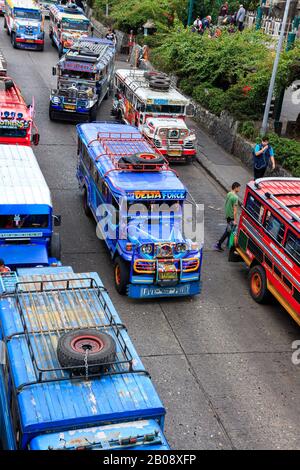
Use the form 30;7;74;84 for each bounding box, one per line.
62;21;89;32
127;201;183;221
61;70;97;81
0;128;28;138
145;104;185;114
14;9;42;20
0;214;49;229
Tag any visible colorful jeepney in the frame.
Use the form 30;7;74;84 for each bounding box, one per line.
76;122;202;299
0;265;169;450
49;3;91;57
113;69;197;162
4;0;45;51
50;37;115;122
231;178;300;323
0;76;39;146
0;145;61;269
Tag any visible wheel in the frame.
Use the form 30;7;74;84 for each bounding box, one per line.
249;265;270;304
114;257;130;295
58;45;63;57
119;152;165;166
39;44;44;52
4;17;7;29
49;103;55;121
57;329;116;376
50;233;61;261
11;32;17;48
228;246;242;263
83;187;92;217
89;104;98;122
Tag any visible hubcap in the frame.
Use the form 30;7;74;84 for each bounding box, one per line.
251;273;262;296
71;335;104;354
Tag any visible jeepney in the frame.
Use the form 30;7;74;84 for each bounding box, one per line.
142;117;196;163
77;122;203;299
4;0;45;51
0;145;61;269
0;0;5;15
49;3;91;57
0;76;39;146
0;265;169;450
49;37;115;122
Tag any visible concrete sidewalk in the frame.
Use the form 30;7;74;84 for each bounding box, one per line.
188;118;252;203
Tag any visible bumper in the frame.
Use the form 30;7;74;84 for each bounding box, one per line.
15;38;44;49
159;148;196;162
127;281;201;298
50;105;90;122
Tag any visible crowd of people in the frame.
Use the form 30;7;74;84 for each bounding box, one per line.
192;4;247;37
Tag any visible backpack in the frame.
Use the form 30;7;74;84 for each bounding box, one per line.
252;145;268;170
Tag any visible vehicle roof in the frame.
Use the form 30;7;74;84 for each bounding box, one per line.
0;79;28;110
7;0;41;10
0;145;51;207
248;177;300;233
116;69;189;105
0;270;165;434
77;122;186;197
62;38;115;70
49;4;89;21
146;117;188;129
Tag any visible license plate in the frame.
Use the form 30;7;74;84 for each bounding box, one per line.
168;150;182;156
159;271;177;280
141;284;190;297
64;104;76;110
26;39;35;43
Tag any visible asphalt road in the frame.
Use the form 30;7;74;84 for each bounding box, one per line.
2;21;300;450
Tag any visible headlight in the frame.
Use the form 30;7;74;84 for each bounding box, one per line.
141;243;153;255
52;96;61;105
176;243;187;253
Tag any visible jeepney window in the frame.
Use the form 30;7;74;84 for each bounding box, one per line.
285;231;300;264
112;197;119;224
264;210;285;244
102;182;109;199
0;215;49;229
245;193;264;223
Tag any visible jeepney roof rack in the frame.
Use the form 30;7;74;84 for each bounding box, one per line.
88;131;178;176
5;275;149;393
66;40;114;67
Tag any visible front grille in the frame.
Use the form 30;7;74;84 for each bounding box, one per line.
183;141;194;149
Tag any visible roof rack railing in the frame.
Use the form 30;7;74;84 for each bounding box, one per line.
265;192;300;224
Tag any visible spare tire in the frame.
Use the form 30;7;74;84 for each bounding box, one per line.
119;152;165;166
144;71;169;81
149;78;171;90
57;329;117;376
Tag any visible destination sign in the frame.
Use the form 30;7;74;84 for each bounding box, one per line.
63;61;95;73
127;190;186;200
0;232;43;238
0;119;30;129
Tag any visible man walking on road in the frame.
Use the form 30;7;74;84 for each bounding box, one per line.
253;136;276;180
236;4;246;31
214;182;241;252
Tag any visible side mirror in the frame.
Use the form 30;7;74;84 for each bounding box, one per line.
53;215;62;227
52;66;56;76
186;104;195;118
32;133;40;146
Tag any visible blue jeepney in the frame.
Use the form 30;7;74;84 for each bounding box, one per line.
76;122;203;298
0;266;169;450
49;37;115;122
0;145;61;268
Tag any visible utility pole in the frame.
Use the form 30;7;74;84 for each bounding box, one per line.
261;0;292;136
187;0;195;26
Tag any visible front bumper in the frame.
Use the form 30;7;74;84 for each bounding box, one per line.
15;38;44;49
49;105;90;122
158;148;196;162
127;281;201;298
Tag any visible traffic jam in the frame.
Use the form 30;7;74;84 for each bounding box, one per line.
0;0;299;457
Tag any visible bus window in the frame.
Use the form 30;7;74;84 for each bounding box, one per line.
245;193;264;223
264;211;285;244
285;231;300;264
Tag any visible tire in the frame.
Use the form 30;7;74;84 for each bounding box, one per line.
11;32;17;49
49;104;55;121
4;17;7;29
50;232;61;261
149;79;170;91
57;329;117;376
249;265;270;304
39;44;44;52
58;45;63;58
144;71;169;81
83;187;92;217
228;246;242;263
119;152;165;166
89;104;98;122
114;257;130;295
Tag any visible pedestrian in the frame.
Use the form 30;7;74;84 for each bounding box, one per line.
236;4;246;31
253;136;275;180
0;259;10;274
219;2;229;17
193;16;203;34
75;0;85;10
214;182;241;252
202;16;212;31
105;28;116;45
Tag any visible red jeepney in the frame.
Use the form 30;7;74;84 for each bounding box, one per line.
0;76;39;146
232;177;300;322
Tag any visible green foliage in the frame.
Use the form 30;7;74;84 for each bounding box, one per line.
267;133;300;176
239;121;257;140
